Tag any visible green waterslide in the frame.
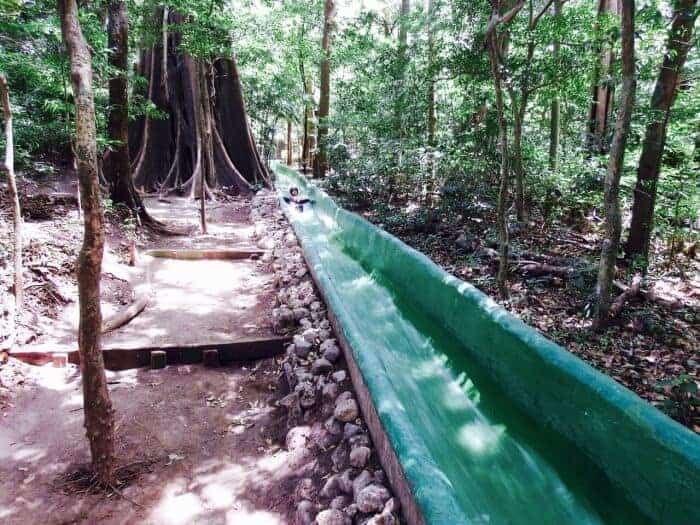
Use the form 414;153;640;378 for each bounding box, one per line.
274;165;700;525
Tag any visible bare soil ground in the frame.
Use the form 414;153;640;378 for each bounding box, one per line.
0;187;298;524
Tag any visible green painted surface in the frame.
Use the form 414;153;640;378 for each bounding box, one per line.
274;164;700;525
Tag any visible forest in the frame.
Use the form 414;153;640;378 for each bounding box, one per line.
0;0;699;524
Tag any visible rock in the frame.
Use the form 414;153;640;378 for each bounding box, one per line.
314;509;350;525
356;484;391;514
331;442;349;470
322;382;339;400
295;366;313;384
295;268;308;279
310;301;322;311
348;434;370;449
293;335;313;358
334;397;359;423
285;233;297;247
344;504;358;518
280;391;300;411
286;426;310;450
258;237;276;250
373;470;385;485
302;328;319;343
352;470;373;498
383;498;400;515
297;381;316;408
293;307;311;321
366;511;396;525
343;423;362;439
332;370;347;383
296;478;317;502
322;343;341;363
338;469;354;495
320;475;341;499
349;446;371;469
330;495;350;510
295;500;315;525
325;416;343;435
336;391;353;403
312;358;333;375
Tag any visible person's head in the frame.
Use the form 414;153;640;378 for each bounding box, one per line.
290;187;299;197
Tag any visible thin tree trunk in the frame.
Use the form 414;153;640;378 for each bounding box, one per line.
587;0;621;152
0;74;22;349
286;120;293;165
548;0;562;169
427;0;437;146
512;98;528;223
195;59;214;234
624;0;698;262
313;0;335;177
594;0;636;329
58;0;115;486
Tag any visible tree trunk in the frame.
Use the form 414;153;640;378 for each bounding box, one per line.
594;0;636;329
512;98;527;223
58;0;116;486
624;0;698;262
130;9;260;194
548;0;562;169
313;0;335;178
286;120;293;165
195;59;214;233
104;0;165;231
487;5;516;298
427;0;437;146
0;74;22;350
587;0;621;152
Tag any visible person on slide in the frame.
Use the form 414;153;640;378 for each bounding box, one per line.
283;187;314;211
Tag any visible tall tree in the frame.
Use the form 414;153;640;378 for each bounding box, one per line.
104;0;163;229
486;0;526;298
426;0;437;146
588;0;621;151
0;74;22;349
624;0;699;262
58;0;116;485
594;0;636;329
313;0;335;177
548;0;562;170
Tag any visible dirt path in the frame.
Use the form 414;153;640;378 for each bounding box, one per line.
0;196;294;524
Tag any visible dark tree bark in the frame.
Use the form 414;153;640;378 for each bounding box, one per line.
0;74;22;350
287;120;293;165
588;0;621;152
313;0;336;178
486;0;526;298
130;9;263;194
58;0;116;486
624;0;699;262
594;0;636;329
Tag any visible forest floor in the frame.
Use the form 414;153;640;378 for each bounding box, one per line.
328;187;699;434
0;178;397;525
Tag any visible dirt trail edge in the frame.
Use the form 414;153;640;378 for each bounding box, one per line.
0;190;398;525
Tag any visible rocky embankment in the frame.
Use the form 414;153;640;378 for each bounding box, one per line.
251;190;400;525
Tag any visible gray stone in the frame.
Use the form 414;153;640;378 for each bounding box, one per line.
297;382;316;408
286;425;310;450
343;423;361;439
322;344;341;363
352;470;373;499
332;370;347;383
344;504;358;518
322;382;339;400
312;358;333;375
338;469;354;495
356;484;391;514
349;446;371;469
302;328;319;343
366;511;396;525
330;496;350;510
294;335;313;357
373;470;385;485
320;475;341;499
314;509;350;525
334;397;359;423
296;478;316;502
296;500;316;525
325;416;343;435
293;307;311;321
383;498;400;515
348;434;370;449
331;443;349;470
